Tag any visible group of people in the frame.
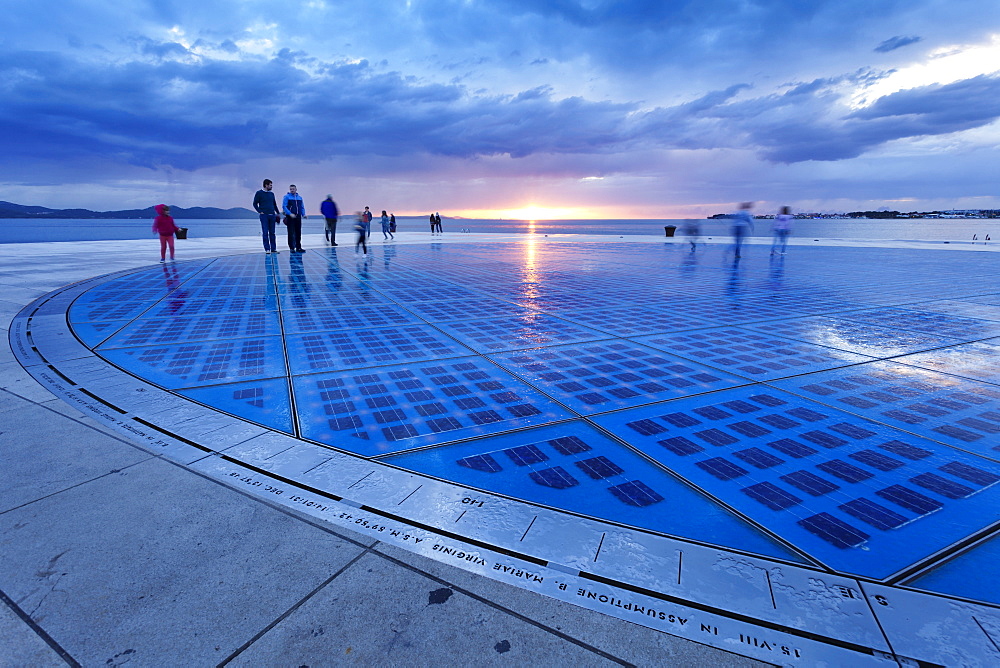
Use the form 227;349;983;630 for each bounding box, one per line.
352;207;398;255
251;179;312;254
429;212;443;234
682;203;794;257
251;180;405;255
152;181;793;262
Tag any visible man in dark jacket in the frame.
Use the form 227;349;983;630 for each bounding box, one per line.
282;184;307;252
321;195;339;246
252;179;280;254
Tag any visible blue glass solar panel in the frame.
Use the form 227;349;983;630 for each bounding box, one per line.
70;319;132;347
744;316;966;358
179;378;293;433
100;312;283;349
875;485;943;516
143;295;278;319
633;327;873;381
557;306;712;336
292;357;572;455
771;361;1000;457
97;337;287;389
384;423;802;561
797;513;869;549
839;307;1000;339
593;385;1000;578
442;314;609;353
402;298;539;322
939;461;1000;487
64;238;1000;592
284;325;472;373
839;498;907;530
282;305;419;333
530;466;580;489
490;342;748;414
817;459;874;483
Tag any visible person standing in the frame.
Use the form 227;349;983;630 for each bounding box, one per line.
771;206;793;255
282;184;307;252
321;194;339;246
434;212;443;233
429;213;436;234
152;204;180;262
380;210;394;240
731;202;754;258
253;179;281;254
389;213;396;234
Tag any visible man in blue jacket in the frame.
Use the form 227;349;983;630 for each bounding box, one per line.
321;194;339;246
252;179;280;254
282;184;307;252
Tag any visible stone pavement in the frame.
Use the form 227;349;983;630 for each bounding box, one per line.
6;229;1000;667
1;232;771;667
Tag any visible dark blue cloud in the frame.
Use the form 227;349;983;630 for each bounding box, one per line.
874;35;923;52
2;38;998;179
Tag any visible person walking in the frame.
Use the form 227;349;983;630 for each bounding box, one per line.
380;210;394;240
321;194;339;246
282;184;307;252
433;212;443;233
731;202;754;258
152;204;180;262
252;179;281;254
682;219;701;252
771;206;793;255
355;211;370;254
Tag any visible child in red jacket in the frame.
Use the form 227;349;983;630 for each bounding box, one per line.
152;204;180;262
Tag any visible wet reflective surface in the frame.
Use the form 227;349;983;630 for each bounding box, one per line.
60;240;1000;602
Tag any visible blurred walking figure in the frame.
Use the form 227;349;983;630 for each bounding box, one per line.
381;210;394;240
682;219;701;251
152;204;179;262
771;206;793;255
321;194;339;246
731;202;754;258
354;211;369;254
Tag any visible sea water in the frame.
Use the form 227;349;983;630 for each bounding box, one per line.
1;216;998;244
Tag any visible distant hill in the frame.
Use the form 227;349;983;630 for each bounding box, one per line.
0;201;257;219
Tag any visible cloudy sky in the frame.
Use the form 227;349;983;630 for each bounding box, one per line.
4;0;1000;217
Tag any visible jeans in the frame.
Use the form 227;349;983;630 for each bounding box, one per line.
285;215;302;250
259;214;278;251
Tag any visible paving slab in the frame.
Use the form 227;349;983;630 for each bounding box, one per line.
0;457;368;666
0;396;151;512
227;550;662;667
370;540;772;667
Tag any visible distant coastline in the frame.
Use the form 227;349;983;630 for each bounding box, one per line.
710;208;1000;220
0;201;256;220
3;199;999;221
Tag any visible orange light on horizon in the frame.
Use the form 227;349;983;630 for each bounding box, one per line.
444;204;698;220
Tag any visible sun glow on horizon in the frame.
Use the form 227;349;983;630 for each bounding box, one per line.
450;204;693;220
